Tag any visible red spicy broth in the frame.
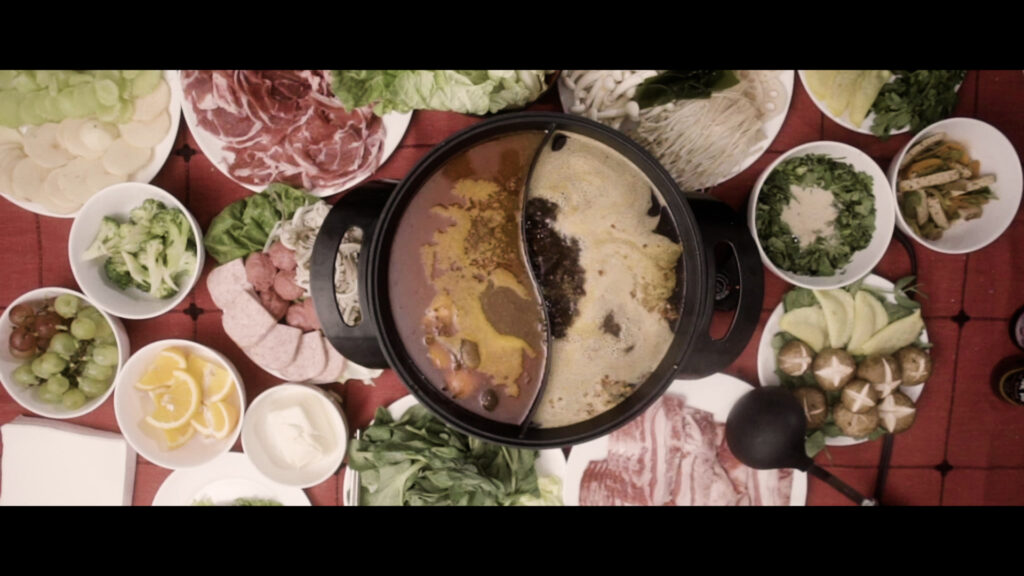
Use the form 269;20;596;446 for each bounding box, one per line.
387;130;548;425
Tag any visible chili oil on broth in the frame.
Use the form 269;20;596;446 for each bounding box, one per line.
387;131;549;425
525;131;683;429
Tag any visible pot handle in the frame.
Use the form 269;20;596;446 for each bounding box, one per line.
676;194;764;379
310;180;395;369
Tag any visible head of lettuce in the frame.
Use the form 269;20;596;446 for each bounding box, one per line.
330;70;554;116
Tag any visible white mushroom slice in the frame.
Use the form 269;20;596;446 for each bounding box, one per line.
22;124;74;168
0;147;27;197
0;126;22;146
79;120;119;154
131;79;170;121
118;110;170;148
101;138;151;176
11;157;52;201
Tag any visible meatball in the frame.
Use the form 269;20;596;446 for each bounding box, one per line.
812;348;857;391
778;340;815;377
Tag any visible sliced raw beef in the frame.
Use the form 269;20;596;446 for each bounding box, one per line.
206;258;252;310
244;251;276;292
246;324;302;371
222;289;278;348
279;331;326;382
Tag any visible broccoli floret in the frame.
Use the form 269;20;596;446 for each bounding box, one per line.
150;208;194;272
137;238;178;299
103;253;134;290
171;248;198;288
121;251;151;293
82;217;122;260
117;223;150;254
130;198;166;227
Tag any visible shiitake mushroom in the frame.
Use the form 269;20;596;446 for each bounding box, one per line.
878;391;917;434
778;340;815;377
792;386;828;430
840;379;879;414
896;346;932;386
857;355;903;398
812;348;857;391
833;404;880;439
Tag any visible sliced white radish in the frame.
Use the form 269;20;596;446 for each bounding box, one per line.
0;148;27;197
22;124;74;168
118;110;169;148
39;171;80;214
58;118;100;159
55;157;95;198
85;162;126;192
101;138;151;176
11;158;52;201
0;126;22;146
79;120;118;154
131;79;170;122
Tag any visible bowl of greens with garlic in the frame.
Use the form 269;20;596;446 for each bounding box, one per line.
69;182;203;320
748;141;895;290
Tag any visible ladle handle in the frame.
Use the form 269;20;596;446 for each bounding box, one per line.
807;464;877;506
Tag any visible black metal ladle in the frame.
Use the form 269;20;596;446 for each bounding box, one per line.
725;386;877;506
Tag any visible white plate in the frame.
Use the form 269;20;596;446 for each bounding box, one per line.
756;274;928;446
563;374;808;506
0;70;182;218
798;70;963;137
557;70;794;188
153;451;311;506
341;395;568;506
180;70;410;197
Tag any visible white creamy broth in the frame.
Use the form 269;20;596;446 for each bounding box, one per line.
780;184;838;247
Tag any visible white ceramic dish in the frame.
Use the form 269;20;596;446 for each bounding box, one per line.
756;274;928;447
887;117;1023;254
563;374;808;506
0;70;182;218
557;70;794;189
748;140;896;290
797;70;910;136
153;451;311;506
180;70;411;197
68;182;204;320
0;287;129;419
113;339;245;470
241;383;348;489
341;394;568;506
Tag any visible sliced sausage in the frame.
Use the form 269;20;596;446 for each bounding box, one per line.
310;335;347;384
206;258;252;310
222;289;278;348
258;288;290;321
246;324;302;371
279;331;326;382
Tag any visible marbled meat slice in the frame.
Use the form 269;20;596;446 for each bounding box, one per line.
286;298;321;332
206;258;252;310
310;336;347;384
716;424;794;506
244;251;276;292
246;324;302;371
279;331;326;382
273;267;306;301
222;289;278;348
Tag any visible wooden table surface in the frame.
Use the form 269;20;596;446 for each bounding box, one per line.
2;70;1022;506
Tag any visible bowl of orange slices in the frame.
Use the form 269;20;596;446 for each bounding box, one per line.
114;339;245;469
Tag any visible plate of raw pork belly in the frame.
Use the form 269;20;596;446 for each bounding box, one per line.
564;374;808;506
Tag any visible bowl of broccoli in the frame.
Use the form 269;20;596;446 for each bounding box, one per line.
69;183;204;320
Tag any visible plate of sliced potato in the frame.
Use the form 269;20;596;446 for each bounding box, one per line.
799;70;898;135
0;70;181;218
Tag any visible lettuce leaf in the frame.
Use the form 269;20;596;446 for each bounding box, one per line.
203;183;319;264
330;70;550;116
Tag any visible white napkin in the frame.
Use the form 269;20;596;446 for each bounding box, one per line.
1;416;136;506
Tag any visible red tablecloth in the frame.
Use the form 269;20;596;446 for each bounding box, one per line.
2;70;1022;506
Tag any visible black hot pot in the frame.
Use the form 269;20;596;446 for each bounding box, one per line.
310;112;762;448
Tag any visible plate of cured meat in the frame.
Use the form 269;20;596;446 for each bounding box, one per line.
564;374;808;506
180;70;411;197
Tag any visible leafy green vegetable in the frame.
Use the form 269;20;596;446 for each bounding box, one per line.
805;430;826;458
633;70;740;109
82;198;197;298
192;497;282;506
203;183;319;264
348;405;561;506
755;154;876;277
330;70;551;116
783;287;817;312
870;70;967;139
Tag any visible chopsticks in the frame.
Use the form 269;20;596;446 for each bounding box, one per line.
347;428;361;506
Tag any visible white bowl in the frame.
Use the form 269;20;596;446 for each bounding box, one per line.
748;140;895;290
113;339;245;470
887;117;1023;254
68;182;204;320
241;383;348;489
0;287;129;419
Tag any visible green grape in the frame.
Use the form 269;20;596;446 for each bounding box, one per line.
70;316;96;340
80;361;112;381
77;306;103;325
92;344;119;367
36;386;63;404
43;374;70;395
93;317;114;340
94;331;116;346
13;363;39;387
48;332;78;359
31;352;65;379
77;377;109;398
61;388;87;410
53;294;80;319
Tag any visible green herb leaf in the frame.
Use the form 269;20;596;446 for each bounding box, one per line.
870;70;967;139
783;288;817;312
806;430;827;458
